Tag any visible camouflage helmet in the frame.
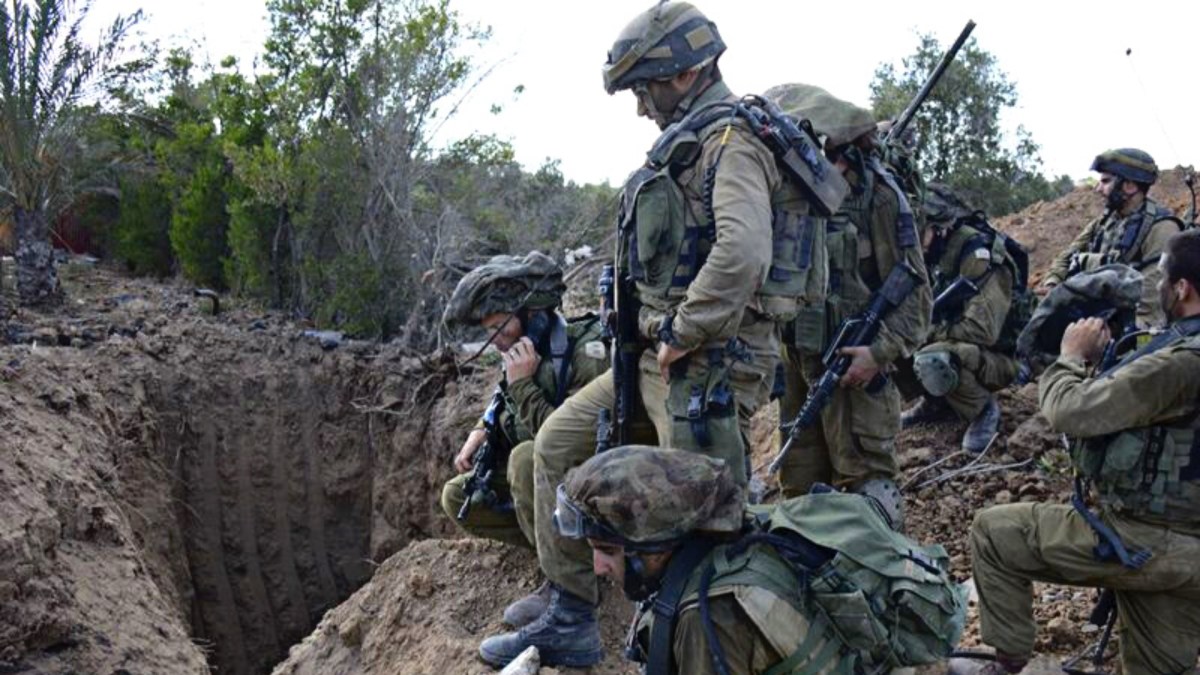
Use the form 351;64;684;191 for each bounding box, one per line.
1091;148;1158;186
443;251;565;325
763;82;875;149
557;445;745;550
602;1;725;95
923;182;974;228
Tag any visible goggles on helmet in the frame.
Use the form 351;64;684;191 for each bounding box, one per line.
553;484;680;553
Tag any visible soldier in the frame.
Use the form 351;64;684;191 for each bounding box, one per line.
439;251;608;627
478;3;838;668
766;83;931;513
966;229;1200;674
1041;148;1183;327
555;445;966;674
896;183;1023;453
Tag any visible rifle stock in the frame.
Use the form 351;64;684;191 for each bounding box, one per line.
457;385;514;520
768;262;922;475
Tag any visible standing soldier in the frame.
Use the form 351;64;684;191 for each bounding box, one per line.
1041;148;1182;327
897;183;1024;453
478;3;842;668
439;251;608;627
766;83;931;520
967;229;1200;674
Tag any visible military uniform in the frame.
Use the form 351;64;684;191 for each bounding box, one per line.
897;216;1020;423
970;316;1200;673
532;74;834;605
440;315;608;548
1045;197;1180;327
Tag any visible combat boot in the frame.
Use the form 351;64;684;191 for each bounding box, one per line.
946;651;1028;674
900;396;954;429
502;580;552;628
962;395;1001;454
479;584;603;668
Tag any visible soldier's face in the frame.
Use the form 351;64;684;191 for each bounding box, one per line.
1158;255;1183;320
479;312;525;352
590;540;625;583
1095;172;1117;198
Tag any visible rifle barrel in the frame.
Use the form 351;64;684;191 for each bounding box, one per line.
886;20;976;144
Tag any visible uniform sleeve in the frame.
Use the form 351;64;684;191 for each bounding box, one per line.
1134;218;1183;328
674;596;783;675
670;130;775;351
1045;217;1100;285
866;183;932;366
567;325;610;393
1038;347;1200;437
506;376;556;437
942;265;1013;345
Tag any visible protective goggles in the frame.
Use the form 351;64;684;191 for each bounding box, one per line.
553;484;681;553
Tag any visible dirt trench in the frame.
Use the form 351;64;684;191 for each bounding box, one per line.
0;268;484;675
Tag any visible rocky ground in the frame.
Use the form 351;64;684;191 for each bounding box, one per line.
6;171;1195;674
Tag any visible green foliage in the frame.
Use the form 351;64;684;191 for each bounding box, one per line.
871;34;1069;216
169;159;229;288
113;175;173;276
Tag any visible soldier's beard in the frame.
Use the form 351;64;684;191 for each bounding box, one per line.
622;555;664;601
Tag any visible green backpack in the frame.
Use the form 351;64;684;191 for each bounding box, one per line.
698;492;968;672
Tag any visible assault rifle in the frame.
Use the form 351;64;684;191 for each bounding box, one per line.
457;385;514;521
884;20;977;145
596;262;640;454
768;261;923;474
931;275;982;324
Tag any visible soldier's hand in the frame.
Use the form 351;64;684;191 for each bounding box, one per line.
503;337;541;383
454;428;488;473
1061;318;1111;364
838;346;881;388
657;342;690;383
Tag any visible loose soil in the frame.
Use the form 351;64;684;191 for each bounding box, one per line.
6;168;1196;675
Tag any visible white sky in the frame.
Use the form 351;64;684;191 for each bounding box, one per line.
91;0;1200;187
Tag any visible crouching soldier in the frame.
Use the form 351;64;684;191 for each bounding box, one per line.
897;183;1027;453
439;251;608;626
966;230;1200;674
556;445;967;674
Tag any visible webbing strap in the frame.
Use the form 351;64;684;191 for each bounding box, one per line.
868;156;917;249
761;615;835;675
645;538;720;675
1071;477;1151;569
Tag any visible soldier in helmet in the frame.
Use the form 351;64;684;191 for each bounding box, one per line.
896;183;1024;453
480;3;839;668
439;251;608;627
1042;148;1183;327
765;83;931;514
964;229;1200;674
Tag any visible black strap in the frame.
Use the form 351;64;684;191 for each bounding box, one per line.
1101;315;1200;377
1071;477;1151;569
645;537;721;675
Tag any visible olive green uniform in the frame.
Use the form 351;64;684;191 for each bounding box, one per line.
970;320;1200;673
533;81;828;604
635;543;849;675
896;223;1019;420
441;316;608;548
1044;197;1181;327
778;160;931;496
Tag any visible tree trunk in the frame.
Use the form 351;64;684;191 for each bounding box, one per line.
14;206;63;307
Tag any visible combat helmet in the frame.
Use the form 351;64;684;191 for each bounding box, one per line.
602;1;725;94
443;251;565;325
555;445;745;551
1091;148;1159;186
922;182;974;228
764;82;876;149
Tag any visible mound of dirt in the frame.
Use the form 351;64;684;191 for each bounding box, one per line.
995;167;1196;284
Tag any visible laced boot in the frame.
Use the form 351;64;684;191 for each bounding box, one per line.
502;580;552;628
962;395;1001;454
900;396;954;429
479;584;603;668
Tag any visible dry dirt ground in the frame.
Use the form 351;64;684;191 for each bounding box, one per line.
5;172;1195;675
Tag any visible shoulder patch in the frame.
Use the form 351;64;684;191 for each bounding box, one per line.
583;341;608;360
974;248;991;261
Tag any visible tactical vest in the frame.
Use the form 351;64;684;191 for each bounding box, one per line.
1073;322;1200;523
1083;198;1182;272
803;151;918;352
618;99;828;331
500;314;601;444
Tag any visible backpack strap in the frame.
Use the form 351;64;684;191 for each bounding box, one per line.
868;155;918;249
645;537;721;675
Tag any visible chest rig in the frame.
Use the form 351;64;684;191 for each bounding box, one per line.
617;96;841;330
1085;198;1181;271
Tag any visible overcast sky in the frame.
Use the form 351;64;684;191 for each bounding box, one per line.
90;0;1200;187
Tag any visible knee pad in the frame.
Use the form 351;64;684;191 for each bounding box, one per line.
913;350;959;397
